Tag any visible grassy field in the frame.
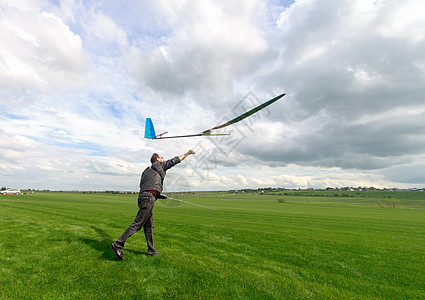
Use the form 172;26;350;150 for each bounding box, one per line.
1;190;424;299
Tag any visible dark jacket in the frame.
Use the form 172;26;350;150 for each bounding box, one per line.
139;156;181;194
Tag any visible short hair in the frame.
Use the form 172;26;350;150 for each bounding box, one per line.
151;153;160;163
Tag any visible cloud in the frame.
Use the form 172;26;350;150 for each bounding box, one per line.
129;0;275;105
227;0;425;184
0;1;85;102
384;160;425;185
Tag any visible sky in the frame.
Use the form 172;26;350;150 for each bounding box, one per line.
1;0;425;192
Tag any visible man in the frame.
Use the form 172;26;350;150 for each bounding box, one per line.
111;150;195;260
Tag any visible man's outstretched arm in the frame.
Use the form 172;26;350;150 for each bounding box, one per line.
163;150;195;171
178;150;195;162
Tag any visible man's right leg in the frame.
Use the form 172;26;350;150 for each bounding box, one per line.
144;214;158;256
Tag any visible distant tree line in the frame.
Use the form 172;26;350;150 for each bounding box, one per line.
228;187;425;194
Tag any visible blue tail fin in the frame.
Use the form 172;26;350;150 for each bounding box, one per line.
144;118;156;139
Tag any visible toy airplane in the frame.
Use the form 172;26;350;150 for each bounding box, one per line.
145;93;285;139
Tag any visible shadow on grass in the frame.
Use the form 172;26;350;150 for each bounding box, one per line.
79;226;119;261
125;248;147;256
80;226;148;260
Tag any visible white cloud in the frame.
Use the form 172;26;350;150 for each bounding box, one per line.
0;3;85;99
375;0;425;43
129;0;273;104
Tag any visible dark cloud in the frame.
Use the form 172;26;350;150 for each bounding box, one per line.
218;0;425;186
384;163;425;185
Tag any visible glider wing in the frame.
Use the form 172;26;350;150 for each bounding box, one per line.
202;93;285;134
145;92;285;139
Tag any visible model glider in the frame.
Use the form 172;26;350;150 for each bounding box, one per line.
144;93;285;139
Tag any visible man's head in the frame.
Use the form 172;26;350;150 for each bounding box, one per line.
151;153;164;163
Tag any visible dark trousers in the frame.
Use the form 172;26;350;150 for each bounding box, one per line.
115;191;157;253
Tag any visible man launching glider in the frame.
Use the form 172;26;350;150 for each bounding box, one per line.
145;92;285;139
111;150;195;260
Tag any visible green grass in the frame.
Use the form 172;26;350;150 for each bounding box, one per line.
1;191;424;299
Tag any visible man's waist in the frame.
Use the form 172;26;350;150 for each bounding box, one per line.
141;190;159;196
149;190;159;196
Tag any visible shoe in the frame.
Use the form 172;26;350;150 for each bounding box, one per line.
146;251;159;256
111;242;125;260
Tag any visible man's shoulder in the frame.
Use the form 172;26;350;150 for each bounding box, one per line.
142;165;153;173
151;161;164;169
